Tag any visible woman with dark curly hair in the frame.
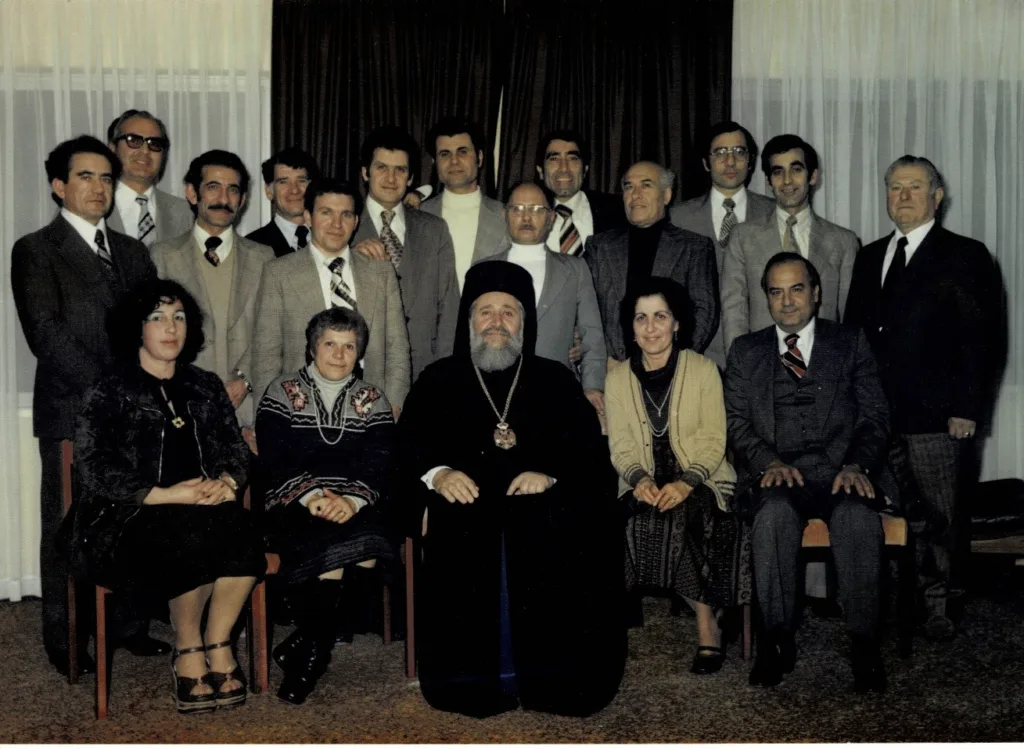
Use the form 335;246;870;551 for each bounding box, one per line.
255;306;398;705
69;278;265;714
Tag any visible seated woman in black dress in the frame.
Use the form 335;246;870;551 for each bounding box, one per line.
604;277;751;674
71;278;265;714
255;307;397;705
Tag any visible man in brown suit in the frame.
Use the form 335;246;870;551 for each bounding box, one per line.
252;179;410;416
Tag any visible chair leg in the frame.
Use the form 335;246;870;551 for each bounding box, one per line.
382;583;392;646
249;580;269;694
742;604;752;660
67;574;79;685
896;542;915;658
95;587;109;721
404;537;416;680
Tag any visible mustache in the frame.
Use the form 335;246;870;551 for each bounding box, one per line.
481;326;511;339
208;203;235;213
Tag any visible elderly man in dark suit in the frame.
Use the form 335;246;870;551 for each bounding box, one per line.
11;136;157;675
105;109;193;246
670;121;775;370
246;147;321;258
352;126;459;381
845;155;1000;641
420;117;510;289
721;135;859;356
725;252;890;693
585;160;719;364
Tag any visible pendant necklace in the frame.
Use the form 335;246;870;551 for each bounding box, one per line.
313;383;350;446
643;386;671;437
473;356;523;450
159;385;186;429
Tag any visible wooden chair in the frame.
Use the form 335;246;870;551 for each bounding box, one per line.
741;513;914;660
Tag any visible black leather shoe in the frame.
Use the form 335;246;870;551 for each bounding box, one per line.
690;645;725;675
272;628;314;673
122;634;172;657
49;650;96;678
851;637;887;693
748;642;783;687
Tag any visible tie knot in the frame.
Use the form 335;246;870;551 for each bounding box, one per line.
205;236;223;252
896;236;908;251
786;215;799;228
722;198;735;211
785;333;800;350
295;225;309;247
328;257;344;273
94;229;106;249
135;195;148;207
554;204;573;219
381;209;394;227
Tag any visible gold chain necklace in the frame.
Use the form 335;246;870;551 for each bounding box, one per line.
473;356;523;450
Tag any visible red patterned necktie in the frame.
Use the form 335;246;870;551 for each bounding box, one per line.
780;333;806;379
554;204;582;255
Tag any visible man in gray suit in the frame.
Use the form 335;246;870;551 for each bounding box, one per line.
479;182;607;418
252;179;410;415
670;121;775;370
150;150;274;444
721;134;859;355
725;252;889;693
11;136;157;674
420;117;509;289
585;160;719;364
352;126;459;381
105;109;193;245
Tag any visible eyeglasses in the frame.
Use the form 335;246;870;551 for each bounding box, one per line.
115;133;170;152
507;204;550;216
710;146;749;160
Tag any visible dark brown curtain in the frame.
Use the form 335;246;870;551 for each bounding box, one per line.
497;0;733;200
272;0;504;192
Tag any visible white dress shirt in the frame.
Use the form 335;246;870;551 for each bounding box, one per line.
710;186;749;240
545;190;594;253
274;213;309;252
506;242;548;306
775;206;813;258
193;224;235;263
309;242;356;309
775;318;816;365
113;181;156;238
61;208;109;255
881;218;935;283
365;195;407;245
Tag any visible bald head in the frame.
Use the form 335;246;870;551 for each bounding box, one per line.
505;181;554;245
622;161;674;228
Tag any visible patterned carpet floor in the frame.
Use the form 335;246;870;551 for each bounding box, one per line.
3;563;1023;743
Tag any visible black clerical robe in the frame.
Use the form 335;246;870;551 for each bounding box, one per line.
399;353;625;718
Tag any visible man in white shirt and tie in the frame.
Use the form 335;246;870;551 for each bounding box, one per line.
105;109;193;245
246;147;322;258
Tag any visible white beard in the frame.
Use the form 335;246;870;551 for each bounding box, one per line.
469;326;524;372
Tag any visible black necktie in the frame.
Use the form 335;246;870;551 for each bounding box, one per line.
204;236;223;266
884;236;908;294
94;229;113;267
295;225;309;249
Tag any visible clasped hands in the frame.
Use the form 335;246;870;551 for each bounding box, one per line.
633;477;692;512
148;474;238;505
760;459;875;499
307;488;359;524
431;468;554;504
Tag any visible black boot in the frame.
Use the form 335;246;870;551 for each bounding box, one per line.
749;631;794;687
272;579;319;673
277;579;344;706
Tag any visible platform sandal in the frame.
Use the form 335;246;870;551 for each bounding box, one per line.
205;640;247;708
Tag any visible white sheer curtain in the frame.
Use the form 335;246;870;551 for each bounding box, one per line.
0;0;272;601
732;0;1024;482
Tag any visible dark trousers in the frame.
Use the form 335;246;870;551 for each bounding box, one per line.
888;433;966;618
752;481;883;638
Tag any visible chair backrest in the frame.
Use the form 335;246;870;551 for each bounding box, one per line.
61;439;74;516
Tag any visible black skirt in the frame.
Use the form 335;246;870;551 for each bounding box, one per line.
114;503;266;601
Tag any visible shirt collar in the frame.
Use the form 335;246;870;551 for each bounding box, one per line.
60;208;107;247
711;186;747;211
555;190;587;212
274;213;307;240
509;241;547;254
776;204;812;227
192;223;234;253
893;218;935;250
310;240;350;265
775;317;816;350
114;181;155;211
366;195;405;225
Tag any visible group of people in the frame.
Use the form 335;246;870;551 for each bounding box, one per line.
10;107;1000;716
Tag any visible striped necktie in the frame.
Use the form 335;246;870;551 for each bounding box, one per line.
328;257;358;310
94;229;114;269
136;195;155;245
780;333;806;380
554;204;582;255
719;197;738;247
380;210;403;268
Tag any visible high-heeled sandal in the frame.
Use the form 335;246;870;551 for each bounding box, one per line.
171;645;217;715
205;640;247;708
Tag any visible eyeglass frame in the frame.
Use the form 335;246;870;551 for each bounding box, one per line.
114;133;171;153
710;146;749;160
507;204;551;216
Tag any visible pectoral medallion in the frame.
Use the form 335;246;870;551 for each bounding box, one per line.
493;422;517;450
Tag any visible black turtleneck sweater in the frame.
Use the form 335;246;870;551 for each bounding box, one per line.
625;218;667;299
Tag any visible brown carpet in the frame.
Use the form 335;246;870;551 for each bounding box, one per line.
3;569;1024;743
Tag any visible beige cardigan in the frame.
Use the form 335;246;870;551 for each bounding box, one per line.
605;349;736;511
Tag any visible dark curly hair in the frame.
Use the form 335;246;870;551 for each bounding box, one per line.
108;278;206;366
620;276;695;356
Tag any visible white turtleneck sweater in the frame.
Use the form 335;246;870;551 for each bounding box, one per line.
441;187;482;290
506;241;548;305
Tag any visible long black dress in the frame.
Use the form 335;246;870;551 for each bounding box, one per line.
398;260;625;718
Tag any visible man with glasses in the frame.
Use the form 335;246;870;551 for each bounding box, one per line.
106;109;193;245
476;182;607;419
670;121;775;370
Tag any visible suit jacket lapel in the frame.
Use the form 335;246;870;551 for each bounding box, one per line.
808;321;840;435
806;213;825;272
178;236;215;317
536;253;569;322
285;251;328;319
349;252;376;325
227;237;256;328
699;193;716;241
651;228;680;277
53;216;115;305
400;208;424;310
472;199;510;263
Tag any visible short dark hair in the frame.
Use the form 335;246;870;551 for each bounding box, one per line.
302;178;364;217
704;121;759;186
45;135;122;207
108;278;205;366
183;150;251;211
759;252;822;295
305;307;370;365
359;126;420;183
761;134;819;181
620;277;694;356
535;129;590;170
260;147;321;186
106;109;171;181
426;117;485;160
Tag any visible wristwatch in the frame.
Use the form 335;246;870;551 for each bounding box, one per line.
232;369;253;393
